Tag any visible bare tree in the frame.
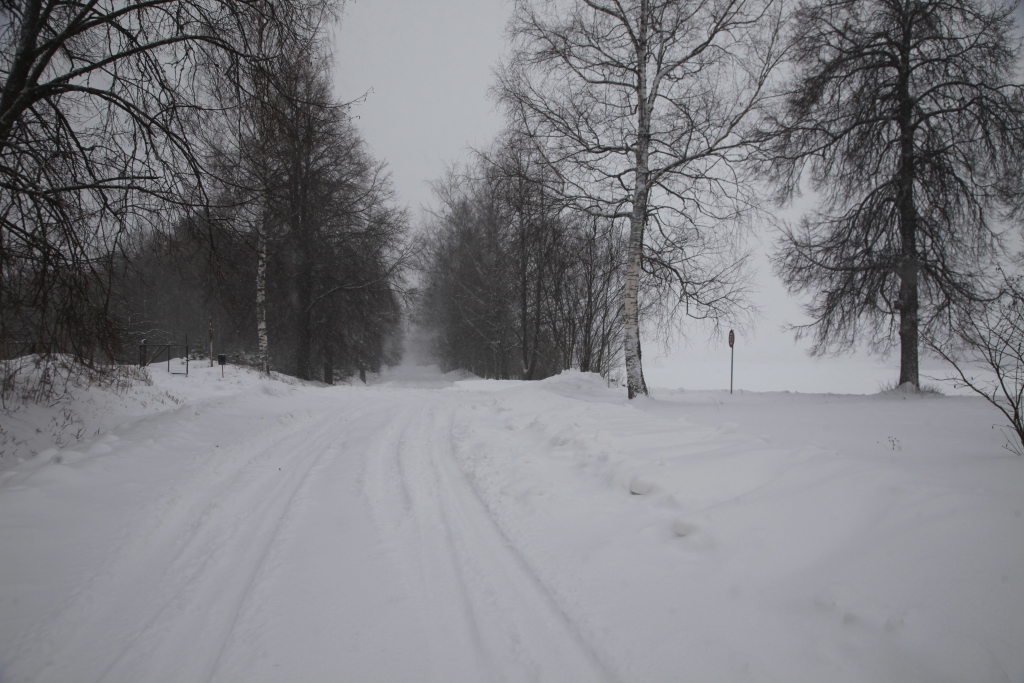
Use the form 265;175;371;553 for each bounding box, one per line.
418;148;626;381
205;17;297;376
760;0;1024;388
499;0;782;398
206;38;406;382
0;0;331;364
419;167;519;379
556;214;625;373
481;132;568;379
927;275;1024;455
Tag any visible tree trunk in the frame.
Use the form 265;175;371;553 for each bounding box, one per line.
528;258;543;378
624;0;650;399
520;206;531;378
295;273;311;380
896;28;919;388
292;153;312;381
256;218;270;376
624;224;647;397
323;338;333;385
897;263;919;387
0;0;42;151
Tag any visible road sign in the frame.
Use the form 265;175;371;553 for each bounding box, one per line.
728;329;735;348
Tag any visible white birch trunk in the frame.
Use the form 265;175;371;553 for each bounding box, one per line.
623;215;647;399
624;0;650;400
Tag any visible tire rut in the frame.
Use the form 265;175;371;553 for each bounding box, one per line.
363;392;614;683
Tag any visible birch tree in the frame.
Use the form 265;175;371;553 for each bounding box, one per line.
500;0;782;397
208;44;405;382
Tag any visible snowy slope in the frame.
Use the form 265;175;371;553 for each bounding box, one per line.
0;362;1021;682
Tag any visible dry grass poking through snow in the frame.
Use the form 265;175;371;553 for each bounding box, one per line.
0;356;178;470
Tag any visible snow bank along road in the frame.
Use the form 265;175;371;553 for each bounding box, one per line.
1;364;1022;682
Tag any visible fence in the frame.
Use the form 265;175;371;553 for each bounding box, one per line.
139;335;189;376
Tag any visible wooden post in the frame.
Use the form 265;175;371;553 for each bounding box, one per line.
209;318;214;368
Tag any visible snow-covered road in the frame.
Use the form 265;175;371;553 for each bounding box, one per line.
1;363;1022;682
1;368;613;682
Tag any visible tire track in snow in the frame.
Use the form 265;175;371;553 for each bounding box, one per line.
362;391;615;683
11;398;372;683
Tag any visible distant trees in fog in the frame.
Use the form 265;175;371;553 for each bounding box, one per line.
7;0;1024;395
201;38;406;382
418;135;624;380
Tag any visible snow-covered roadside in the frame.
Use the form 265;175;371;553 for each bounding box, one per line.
0;357;320;473
0;360;181;473
0;363;1021;682
453;373;1024;681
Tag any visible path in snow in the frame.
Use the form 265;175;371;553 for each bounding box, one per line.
0;368;611;682
1;362;1022;682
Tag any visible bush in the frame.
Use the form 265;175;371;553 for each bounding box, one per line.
928;278;1024;456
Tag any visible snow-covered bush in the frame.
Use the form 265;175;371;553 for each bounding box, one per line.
1;355;148;409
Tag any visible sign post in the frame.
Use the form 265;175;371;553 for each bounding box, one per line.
218;354;226;378
728;329;735;394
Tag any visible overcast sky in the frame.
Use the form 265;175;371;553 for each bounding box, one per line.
332;0;960;395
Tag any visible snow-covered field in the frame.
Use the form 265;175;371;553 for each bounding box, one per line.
1;361;1021;682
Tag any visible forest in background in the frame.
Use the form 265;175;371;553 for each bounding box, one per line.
4;0;1024;438
0;0;405;386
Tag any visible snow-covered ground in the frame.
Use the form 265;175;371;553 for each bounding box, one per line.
0;361;1021;682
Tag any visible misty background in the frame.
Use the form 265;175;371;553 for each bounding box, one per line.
332;0;955;393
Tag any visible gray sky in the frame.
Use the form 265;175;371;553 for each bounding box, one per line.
333;0;508;214
332;0;957;394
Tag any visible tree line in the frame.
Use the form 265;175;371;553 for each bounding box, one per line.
5;0;1024;417
0;0;405;385
417;0;1024;408
417;134;626;380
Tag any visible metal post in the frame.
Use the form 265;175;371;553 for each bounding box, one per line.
728;329;735;395
185;333;189;377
